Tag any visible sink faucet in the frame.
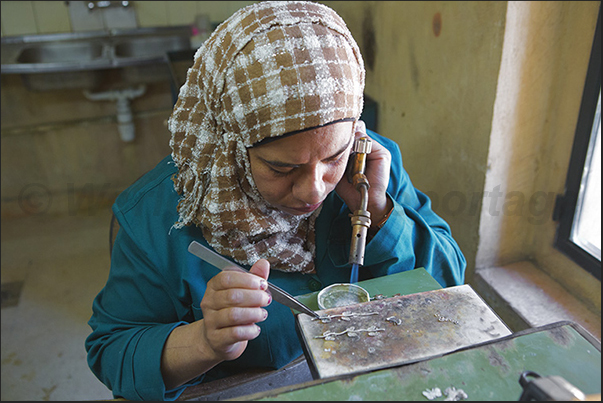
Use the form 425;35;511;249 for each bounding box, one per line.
87;1;130;10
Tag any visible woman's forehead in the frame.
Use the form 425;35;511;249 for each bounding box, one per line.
250;121;354;161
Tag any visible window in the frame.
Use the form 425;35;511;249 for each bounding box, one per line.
554;6;601;280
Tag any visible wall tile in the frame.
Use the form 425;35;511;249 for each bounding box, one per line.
166;1;197;26
225;1;257;20
102;6;137;30
67;1;104;31
196;1;255;25
32;1;72;33
135;1;168;27
1;1;37;36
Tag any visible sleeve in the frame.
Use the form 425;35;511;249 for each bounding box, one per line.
363;131;467;287
85;219;203;401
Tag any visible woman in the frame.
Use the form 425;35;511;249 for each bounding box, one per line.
86;1;466;400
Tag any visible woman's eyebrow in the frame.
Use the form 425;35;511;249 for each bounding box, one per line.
259;137;354;168
260;158;299;168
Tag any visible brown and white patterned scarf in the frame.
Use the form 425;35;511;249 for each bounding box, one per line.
168;1;365;273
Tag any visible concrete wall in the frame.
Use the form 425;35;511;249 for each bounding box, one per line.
477;1;600;313
324;1;507;282
0;73;174;218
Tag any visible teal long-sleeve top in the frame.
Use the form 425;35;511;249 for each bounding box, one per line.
85;130;466;400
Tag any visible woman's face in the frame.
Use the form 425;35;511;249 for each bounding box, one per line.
248;121;355;215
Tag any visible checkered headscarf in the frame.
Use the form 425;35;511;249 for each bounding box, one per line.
168;1;365;273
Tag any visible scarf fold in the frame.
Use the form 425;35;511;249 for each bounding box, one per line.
168;1;365;273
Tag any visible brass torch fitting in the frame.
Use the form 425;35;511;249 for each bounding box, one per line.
349;201;371;266
348;137;372;266
350;137;372;193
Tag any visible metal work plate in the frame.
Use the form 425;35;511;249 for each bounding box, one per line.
296;284;512;379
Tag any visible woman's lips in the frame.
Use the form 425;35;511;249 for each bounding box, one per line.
288;203;322;214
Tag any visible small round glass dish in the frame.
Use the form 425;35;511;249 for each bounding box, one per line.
317;283;370;310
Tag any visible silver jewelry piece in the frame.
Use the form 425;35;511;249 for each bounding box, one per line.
314;325;385;339
315;311;379;323
434;313;460;325
386;316;402;325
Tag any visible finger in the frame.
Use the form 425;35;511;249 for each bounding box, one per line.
354;119;367;136
210;270;268;292
212;324;262;347
210;307;268;329
209;287;272;308
353;121;389;162
367;135;388;154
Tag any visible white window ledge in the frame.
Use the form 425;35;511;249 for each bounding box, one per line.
473;261;601;342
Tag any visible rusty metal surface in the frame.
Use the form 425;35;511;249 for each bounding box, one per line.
296;284;512;379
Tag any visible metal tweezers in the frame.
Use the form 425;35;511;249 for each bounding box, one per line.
188;241;320;319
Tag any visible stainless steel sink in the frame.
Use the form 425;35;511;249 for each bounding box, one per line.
16;41;105;64
114;36;189;58
1;26;192;75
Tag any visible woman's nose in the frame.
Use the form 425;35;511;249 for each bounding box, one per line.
293;166;327;205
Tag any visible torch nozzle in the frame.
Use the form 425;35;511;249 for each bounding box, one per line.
348;137;372;268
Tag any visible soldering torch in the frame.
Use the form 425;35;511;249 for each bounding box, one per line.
348;136;372;280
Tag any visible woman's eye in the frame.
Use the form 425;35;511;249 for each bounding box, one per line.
269;166;293;177
330;153;348;166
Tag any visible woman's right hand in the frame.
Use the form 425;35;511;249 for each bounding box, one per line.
199;259;272;362
160;259;272;389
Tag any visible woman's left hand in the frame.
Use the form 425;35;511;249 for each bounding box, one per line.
335;120;393;229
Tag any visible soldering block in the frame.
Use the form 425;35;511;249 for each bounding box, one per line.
296;284;512;380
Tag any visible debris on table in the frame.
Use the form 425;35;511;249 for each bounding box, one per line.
422;387;442;400
443;386;468;401
422;386;468;401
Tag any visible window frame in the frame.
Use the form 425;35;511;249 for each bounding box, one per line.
553;5;601;281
